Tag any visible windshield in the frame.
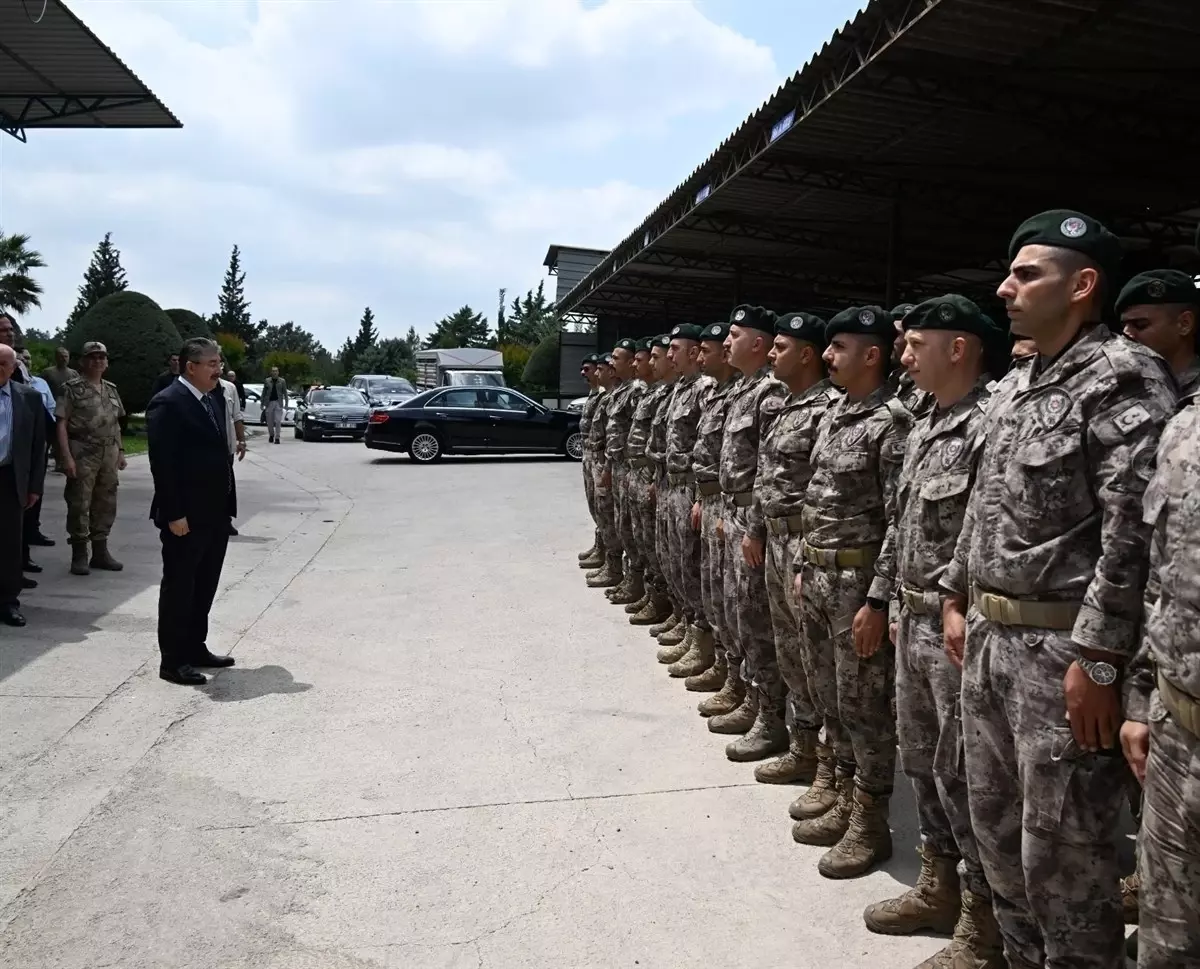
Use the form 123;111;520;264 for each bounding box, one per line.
446;371;504;387
369;378;415;394
311;389;364;404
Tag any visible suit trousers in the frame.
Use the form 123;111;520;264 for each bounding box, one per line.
0;466;24;607
157;524;230;668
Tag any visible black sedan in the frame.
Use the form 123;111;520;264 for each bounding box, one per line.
364;386;584;463
294;387;371;441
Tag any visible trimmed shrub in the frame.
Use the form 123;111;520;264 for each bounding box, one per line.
67;291;181;414
164;308;213;343
215;332;247;372
521;332;558;395
262;350;315;385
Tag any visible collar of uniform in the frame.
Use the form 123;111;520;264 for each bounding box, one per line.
919;377;990;444
786;376;835;408
1022;323;1110;392
839;383;888;418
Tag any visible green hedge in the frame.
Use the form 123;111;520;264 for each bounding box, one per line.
164;308;213;343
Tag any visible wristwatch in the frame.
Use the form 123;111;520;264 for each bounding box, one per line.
1077;656;1119;687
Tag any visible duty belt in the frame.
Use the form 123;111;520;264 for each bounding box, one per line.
629;456;655;469
667;471;694;487
1157;672;1200;740
727;490;754;508
901;586;941;617
766;514;805;537
971;585;1080;630
696;480;721;498
800;542;877;569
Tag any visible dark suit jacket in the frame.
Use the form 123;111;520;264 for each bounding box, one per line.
5;381;47;506
150;371;178;399
146;380;237;528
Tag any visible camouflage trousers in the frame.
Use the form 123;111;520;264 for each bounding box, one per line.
590;459;622;572
613;463;643;572
724;506;781;700
699;494;729;645
664;481;703;624
629;466;666;596
796;560;896;794
582;453;598;524
1137;694;1200;969
64;441;120;544
765;530;821;732
896;607;987;897
962;614;1127;969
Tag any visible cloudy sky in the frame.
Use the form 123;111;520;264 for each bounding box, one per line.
0;0;864;351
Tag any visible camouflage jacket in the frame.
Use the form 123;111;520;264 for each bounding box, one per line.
56;377;125;445
604;379;645;464
691;374;740;485
1175;357;1200;399
872;379;990;604
579;388;602;439
1124;399;1200;721
753;378;838;537
720;367;788;539
584;387;609;456
801;385;912;577
886;369;935;421
645;380;676;471
941;326;1177;658
627;381;669;461
665;374;709;475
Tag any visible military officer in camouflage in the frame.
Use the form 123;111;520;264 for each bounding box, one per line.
577;354;606;570
750;312;837;785
632;335;677;627
56;341;127;576
604;338;645;607
1117;268;1200;398
941;210;1177;969
669;321;736;685
660;325;707;655
862;295;1004;969
1121;394;1200;969
790;305;911;879
624;339;670;623
584;355;622;589
887;303;936;419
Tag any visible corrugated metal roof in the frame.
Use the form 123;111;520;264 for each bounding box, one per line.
559;0;1200;324
0;0;181;137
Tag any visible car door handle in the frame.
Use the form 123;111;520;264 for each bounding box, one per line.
433;411;448;418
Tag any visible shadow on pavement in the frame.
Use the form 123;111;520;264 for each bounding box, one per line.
369;454;575;466
204;664;313;702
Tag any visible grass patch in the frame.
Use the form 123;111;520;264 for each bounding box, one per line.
122;433;149;457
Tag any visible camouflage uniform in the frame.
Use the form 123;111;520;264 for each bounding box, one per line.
887;369;935;420
664;373;708;626
693;374;740;646
875;379;991;897
645;381;676;609
584;387;620;575
753;378;837;742
1124;400;1200;969
627;380;671;599
799;386;910;793
57;377;125;545
1174;357;1200;398
941;327;1176;969
605;379;645;576
580;388;602;536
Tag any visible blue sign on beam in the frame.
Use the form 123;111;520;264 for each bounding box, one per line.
695;183;711;204
770;109;795;142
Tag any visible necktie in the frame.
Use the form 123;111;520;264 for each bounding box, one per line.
203;393;232;494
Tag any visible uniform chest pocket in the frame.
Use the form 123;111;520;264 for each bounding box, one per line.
726;413;754;434
825;450;871;475
1005;431;1089;520
775;430;814;458
918;471;971;535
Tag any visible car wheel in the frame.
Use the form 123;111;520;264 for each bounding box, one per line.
352;434;364;442
409;431;442;463
293;422;302;439
563;431;584;461
302;423;321;442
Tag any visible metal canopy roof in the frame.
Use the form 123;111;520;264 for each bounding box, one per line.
0;0;181;142
557;0;1200;325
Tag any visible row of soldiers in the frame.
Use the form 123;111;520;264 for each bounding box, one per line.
574;208;1200;969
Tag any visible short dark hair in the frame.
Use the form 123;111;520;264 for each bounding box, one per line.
180;338;220;366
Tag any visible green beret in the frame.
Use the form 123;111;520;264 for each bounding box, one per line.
633;339;652;354
890;303;917;323
700;321;730;343
651;334;671;349
1115;269;1200;314
729;304;777;334
598;353;614;367
581;353;598;366
614;338;637;353
668;323;704;341
775;312;827;348
1008;209;1122;272
825;305;893;343
902;295;1005;341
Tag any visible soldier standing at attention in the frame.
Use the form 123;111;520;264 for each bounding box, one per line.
862;295;1004;969
790;306;910;879
56;341;127;576
584;355;621;590
751;312;837;785
603;338;645;608
887;304;936;419
710;305;789;761
632;335;676;628
622;340;664;620
577;355;605;570
1121;395;1200;969
1116;269;1200;398
659;325;707;654
669;322;736;683
941;210;1176;969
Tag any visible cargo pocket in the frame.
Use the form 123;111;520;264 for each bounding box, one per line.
932;696;965;780
1025;726;1080;834
1025;725;1124;843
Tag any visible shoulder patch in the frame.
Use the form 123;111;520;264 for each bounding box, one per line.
1111;402;1153;437
883;397;912;425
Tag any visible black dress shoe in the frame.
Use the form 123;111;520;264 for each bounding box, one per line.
28;532;55;547
194;650;235;668
23;560;42;573
22;577;37;589
159;664;207;685
228;523;239;536
0;605;26;627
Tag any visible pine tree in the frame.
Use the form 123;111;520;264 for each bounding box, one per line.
352;307;378;358
402;325;421;357
497;287;508;342
211;244;263;348
423;306;492;349
66;232;127;327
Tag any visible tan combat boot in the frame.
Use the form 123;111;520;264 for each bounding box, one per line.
657;624;693;664
817;787;892;878
686;646;727;692
605;570;632;600
90;540;124;571
586;564;622;588
792;768;854;844
863;846;960;936
656;621;687;647
708;687;758;735
667;625;714;677
697;659;745;716
1120;873;1139;924
579;548;605;570
70;543;91;576
624;590;650;614
630;593;671;626
789;743;838;819
649;612;678;638
613;570;645;606
578;532;599;560
914;890;1005;969
755;727;819;784
726;694;788;760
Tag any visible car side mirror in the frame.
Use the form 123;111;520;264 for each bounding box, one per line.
526;405;538;416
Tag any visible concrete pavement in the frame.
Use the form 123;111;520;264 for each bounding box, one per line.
2;428;944;969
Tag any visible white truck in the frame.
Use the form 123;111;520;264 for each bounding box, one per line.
414;348;505;391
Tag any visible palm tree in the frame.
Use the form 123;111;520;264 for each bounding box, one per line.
0;230;46;316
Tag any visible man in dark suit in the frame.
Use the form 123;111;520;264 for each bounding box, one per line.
0;344;47;626
146;338;237;685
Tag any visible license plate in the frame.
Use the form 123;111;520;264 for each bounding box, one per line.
338;422;353;428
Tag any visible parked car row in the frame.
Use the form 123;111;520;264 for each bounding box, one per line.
242;383;298;426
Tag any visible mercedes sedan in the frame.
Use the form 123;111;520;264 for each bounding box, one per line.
294;386;371;441
364;386;583;463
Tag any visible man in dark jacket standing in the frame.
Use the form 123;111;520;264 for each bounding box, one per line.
146;338;237;685
0;344;46;626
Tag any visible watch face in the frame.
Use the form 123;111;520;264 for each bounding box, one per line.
1088;661;1118;687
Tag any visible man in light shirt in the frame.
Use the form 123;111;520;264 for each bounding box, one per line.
218;360;247;536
